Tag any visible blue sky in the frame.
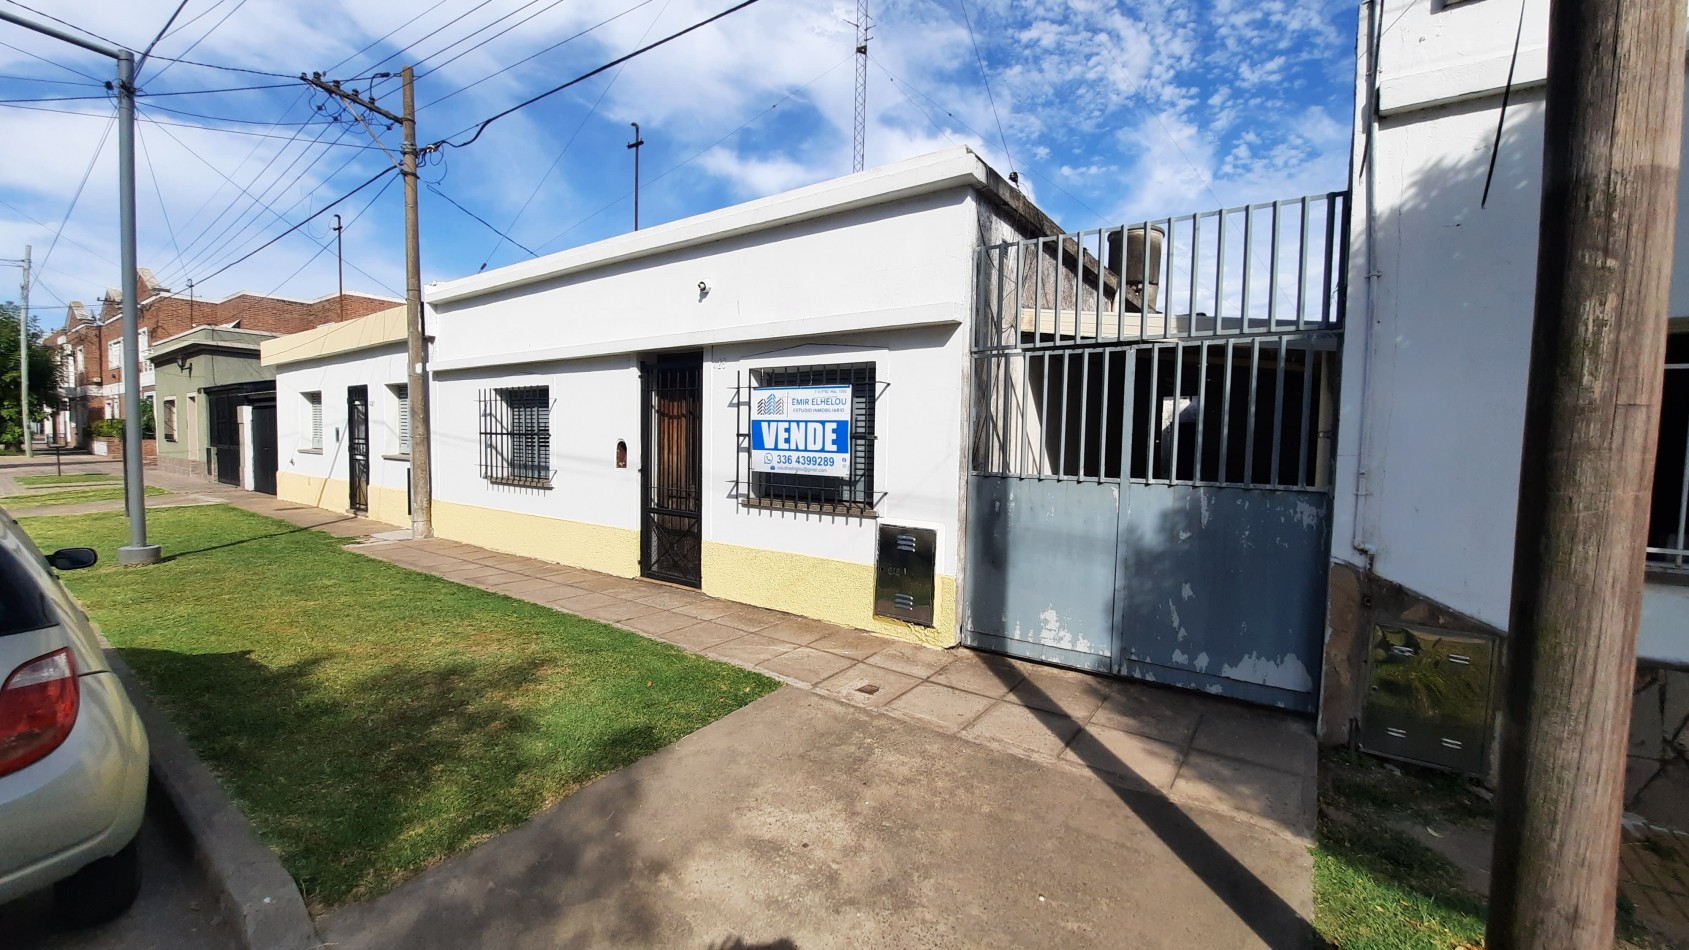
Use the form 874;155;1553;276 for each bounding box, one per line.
0;0;1356;319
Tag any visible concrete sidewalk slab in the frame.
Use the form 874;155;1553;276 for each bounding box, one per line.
317;688;1314;950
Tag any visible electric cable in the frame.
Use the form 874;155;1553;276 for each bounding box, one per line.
30;112;117;300
191;166;399;288
429;184;539;257
436;0;767;151
956;0;1014;179
418;0;659;112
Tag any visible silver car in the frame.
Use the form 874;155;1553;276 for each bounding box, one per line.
0;510;148;923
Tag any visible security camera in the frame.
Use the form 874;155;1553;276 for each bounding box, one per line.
698;280;710;294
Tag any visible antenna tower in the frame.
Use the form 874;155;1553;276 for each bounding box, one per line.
852;0;871;172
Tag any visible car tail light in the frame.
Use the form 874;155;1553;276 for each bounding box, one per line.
0;648;79;778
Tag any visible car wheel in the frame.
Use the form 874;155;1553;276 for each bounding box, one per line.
54;836;141;926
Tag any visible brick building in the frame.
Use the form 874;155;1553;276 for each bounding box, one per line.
45;267;397;446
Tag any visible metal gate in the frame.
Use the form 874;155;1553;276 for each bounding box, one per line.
251;399;278;495
641;354;703;587
347;385;369;513
208;392;241;486
965;193;1347;711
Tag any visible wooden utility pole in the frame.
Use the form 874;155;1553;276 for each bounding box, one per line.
1489;0;1687;946
302;66;432;538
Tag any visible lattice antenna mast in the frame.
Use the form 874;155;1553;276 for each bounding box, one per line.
851;0;871;172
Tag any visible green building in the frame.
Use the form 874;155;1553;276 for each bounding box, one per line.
149;326;280;493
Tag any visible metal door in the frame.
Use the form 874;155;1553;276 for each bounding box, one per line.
641;355;703;586
209;393;241;486
347;385;369;513
251;400;278;495
964;194;1346;711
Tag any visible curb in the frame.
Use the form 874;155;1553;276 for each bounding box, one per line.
104;648;320;950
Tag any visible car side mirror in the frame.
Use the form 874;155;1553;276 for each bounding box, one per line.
48;547;98;571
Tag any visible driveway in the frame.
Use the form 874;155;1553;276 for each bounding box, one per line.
320;687;1313;949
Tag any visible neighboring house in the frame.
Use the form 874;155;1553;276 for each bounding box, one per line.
1320;0;1689;825
44;267;397;447
261;306;411;526
150;326;284;490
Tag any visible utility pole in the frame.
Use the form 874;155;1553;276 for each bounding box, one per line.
1488;0;1687;946
332;214;345;322
303;65;431;538
0;8;158;564
627;123;644;231
851;0;870;173
18;244;29;458
186;278;194;326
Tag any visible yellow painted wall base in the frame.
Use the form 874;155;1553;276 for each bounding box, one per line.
432;500;641;578
702;540;957;647
276;471;408;529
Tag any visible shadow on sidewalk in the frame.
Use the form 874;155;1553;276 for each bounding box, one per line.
981;659;1316;948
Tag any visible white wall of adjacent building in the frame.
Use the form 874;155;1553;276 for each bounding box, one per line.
1335;0;1689;659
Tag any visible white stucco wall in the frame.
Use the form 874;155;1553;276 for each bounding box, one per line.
274;342;412;516
425;181;980;579
1339;0;1689;654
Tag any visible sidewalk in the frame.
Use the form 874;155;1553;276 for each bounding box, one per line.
89;477;1323;946
136;471;1316;841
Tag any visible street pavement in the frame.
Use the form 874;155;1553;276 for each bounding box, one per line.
1;794;237;950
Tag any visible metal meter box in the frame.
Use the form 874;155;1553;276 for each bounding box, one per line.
874;525;937;627
1360;624;1498;775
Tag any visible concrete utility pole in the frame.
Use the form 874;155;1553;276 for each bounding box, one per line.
332;214;345;322
1488;0;1688;946
18;244;29;458
0;8;158;564
303;66;432;538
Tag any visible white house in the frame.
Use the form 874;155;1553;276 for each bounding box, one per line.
263;305;414;528
272;148;1057;646
1323;0;1689;817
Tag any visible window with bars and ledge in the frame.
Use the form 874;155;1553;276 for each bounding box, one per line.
479;385;552;488
742;362;877;515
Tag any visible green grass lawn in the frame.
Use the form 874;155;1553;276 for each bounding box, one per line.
1314;750;1664;948
24;505;778;911
2;485;169;509
15;473;120;487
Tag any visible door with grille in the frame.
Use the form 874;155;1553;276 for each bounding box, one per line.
641;354;703;586
347;385;369;513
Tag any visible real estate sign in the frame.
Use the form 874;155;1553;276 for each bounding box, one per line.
750;385;852;477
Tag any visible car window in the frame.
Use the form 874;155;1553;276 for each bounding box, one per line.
0;541;55;637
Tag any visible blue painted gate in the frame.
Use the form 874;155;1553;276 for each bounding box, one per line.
964;196;1346;711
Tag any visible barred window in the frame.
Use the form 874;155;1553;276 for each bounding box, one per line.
750;363;875;512
480;386;551;487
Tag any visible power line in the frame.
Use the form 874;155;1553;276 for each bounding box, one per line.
362;0;497;78
428;184;538;257
438;0;769;150
144;0;253;86
530;53;853;255
0;73;102;86
136;0;193;78
136;121;186;274
414;0;575;79
0;39;104;83
264;169;397;296
0;1;125;50
31;112;117;300
160;0;233;44
138;100;336;126
956;0;1013;179
150;110;363;285
193;166;399;287
871;59;1113;227
324;0;455;75
135;52;294;79
136;112;384;147
0;196;119;269
480;0;674;268
418;0;660;112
